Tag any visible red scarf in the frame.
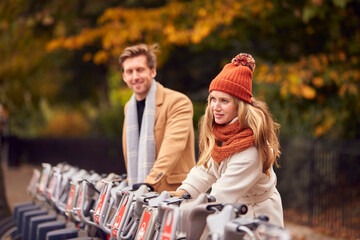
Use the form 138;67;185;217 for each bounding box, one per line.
212;121;254;163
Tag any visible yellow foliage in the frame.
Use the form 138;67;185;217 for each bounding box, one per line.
82;52;92;62
46;38;64;52
289;83;301;96
301;84;316;100
42;111;90;137
339;83;358;96
46;0;271;59
255;53;359;103
315;114;335;137
353;70;360;81
309;55;323;72
54;21;66;37
288;73;301;84
338;83;347;96
93;50;108;65
64;37;77;50
347;83;358;95
312;77;324;88
197;8;207;17
280;83;289;98
330;70;340;85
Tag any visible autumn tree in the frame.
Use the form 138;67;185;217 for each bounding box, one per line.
0;0;119;137
1;0;359;138
46;0;359;139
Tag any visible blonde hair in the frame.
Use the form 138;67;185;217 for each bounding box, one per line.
197;96;281;176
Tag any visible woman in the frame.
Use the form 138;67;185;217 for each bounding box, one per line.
170;53;284;228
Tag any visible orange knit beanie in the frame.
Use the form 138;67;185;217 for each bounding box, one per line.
209;53;256;104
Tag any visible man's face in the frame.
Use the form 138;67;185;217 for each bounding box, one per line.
122;55;156;101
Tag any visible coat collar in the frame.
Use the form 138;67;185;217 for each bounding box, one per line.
155;81;164;106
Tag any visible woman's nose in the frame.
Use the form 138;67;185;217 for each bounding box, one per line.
213;102;221;111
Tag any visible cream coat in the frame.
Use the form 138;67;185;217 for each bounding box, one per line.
179;146;284;227
123;82;196;193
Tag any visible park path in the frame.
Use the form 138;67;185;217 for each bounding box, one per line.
2;162;346;240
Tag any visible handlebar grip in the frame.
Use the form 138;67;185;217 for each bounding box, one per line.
182;193;191;199
207;195;216;202
257;214;269;222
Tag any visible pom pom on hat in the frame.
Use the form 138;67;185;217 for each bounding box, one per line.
209;53;255;104
231;53;256;72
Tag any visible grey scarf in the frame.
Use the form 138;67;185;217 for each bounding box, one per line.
126;80;157;187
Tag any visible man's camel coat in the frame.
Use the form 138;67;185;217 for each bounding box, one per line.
122;82;196;193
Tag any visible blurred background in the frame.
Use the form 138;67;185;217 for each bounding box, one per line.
0;0;359;239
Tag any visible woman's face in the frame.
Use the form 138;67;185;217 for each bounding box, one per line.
210;90;238;125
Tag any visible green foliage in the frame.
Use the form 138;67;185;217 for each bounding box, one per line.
7;100;46;138
0;0;121;137
93;105;124;138
193;101;206;131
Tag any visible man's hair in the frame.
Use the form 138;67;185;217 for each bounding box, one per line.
119;43;159;72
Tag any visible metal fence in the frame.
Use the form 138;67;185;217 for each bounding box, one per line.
4;136;126;174
276;138;360;239
3;136;360;238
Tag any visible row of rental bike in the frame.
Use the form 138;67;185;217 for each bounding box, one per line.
0;162;291;240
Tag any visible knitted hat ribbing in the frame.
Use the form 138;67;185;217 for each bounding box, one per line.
209;53;255;104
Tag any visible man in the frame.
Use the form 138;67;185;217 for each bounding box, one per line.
120;43;196;193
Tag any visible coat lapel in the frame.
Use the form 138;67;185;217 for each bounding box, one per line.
155;82;164;122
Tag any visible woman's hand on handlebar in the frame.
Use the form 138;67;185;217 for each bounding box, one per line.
169;189;188;198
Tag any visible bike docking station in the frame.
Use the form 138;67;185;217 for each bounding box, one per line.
0;162;291;240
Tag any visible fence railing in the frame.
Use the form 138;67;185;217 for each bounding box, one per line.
4;136;126;174
276;137;360;239
3;136;360;238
